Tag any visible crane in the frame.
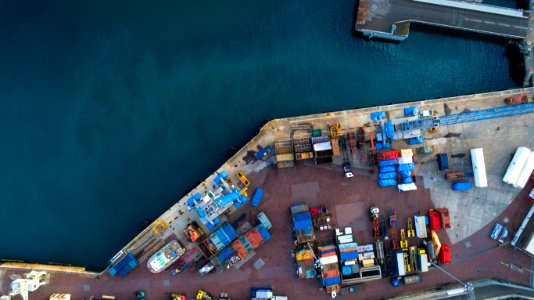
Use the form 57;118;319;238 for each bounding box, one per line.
4;271;48;300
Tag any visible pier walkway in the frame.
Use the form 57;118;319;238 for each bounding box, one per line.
355;0;529;41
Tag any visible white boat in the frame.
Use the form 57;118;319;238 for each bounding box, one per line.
147;240;186;273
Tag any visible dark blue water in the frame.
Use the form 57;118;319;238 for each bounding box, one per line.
0;0;521;270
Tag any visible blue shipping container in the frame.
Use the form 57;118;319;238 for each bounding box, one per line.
379;179;397;187
402;177;414;184
251;187;265;207
404;106;419;117
378;172;397;180
380;166;396;173
437;153;449;171
379;159;397;167
407;136;424;145
452;181;472;191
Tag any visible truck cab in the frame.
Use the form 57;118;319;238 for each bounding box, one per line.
343;161;354;178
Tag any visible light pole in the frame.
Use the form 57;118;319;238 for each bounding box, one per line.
430;262;475;300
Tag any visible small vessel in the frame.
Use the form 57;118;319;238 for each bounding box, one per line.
147;240;186;273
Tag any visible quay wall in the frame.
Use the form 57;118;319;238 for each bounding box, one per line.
1;87;533;276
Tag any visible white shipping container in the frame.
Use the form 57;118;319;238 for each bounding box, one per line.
471;148;488;188
514;152;534;189
503;147;531;185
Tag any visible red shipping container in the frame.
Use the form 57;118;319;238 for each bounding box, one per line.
428;210;441;231
439;243;451;264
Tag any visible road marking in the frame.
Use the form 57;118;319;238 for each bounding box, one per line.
484;21;495;25
498;23;511;27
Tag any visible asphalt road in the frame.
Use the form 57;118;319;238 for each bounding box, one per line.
356;0;529;39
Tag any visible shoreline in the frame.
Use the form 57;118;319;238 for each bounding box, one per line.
1;86;532;276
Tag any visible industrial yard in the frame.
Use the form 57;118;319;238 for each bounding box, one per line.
2;89;534;300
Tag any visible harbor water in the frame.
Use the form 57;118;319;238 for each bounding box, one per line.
0;0;523;270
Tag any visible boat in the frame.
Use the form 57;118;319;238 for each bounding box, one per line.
147;240;186;273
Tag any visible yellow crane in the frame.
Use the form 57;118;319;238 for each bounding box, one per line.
400;229;408;251
152;220;168;235
329;123;342;138
403;252;411;273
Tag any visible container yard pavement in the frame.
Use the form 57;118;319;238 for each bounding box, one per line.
2;163;533;299
2;88;534;299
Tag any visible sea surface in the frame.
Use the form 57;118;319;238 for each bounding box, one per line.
0;0;524;270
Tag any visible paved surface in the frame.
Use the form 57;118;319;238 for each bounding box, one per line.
355;0;529;39
2;164;534;299
417;104;534;244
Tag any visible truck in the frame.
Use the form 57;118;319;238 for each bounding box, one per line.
348;132;357;154
437;153;449;171
251;187;265;207
504;95;528;105
290;203;315;243
250;288;287;300
343;161;354;178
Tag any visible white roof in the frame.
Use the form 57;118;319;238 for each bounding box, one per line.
313;141;332;152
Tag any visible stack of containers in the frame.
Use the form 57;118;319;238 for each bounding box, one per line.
378;159;397;187
398;149;416;191
338;242;359;277
357;244;376;268
108;253;138;277
217;224;271;265
318;245;342;291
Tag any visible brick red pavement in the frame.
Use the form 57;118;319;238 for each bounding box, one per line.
2;163;532;300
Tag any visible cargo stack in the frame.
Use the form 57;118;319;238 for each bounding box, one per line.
215;224;271;269
397;149;417;191
198;222;238;259
290;203;317;280
335;227;359;283
378;159;397;187
317;244;341;297
108;253;138;277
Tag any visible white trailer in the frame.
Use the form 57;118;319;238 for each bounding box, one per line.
503;147;531;185
514;152;534;189
395;251;406;276
471;148;487;188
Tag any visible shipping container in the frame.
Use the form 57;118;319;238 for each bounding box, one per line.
437;153;448;171
251;187;265;207
417;249;428;272
514;152;534;189
439;244;451;264
428;210;441;230
379;166;396;173
395;251;406;276
452;181;472;191
404;106;419;117
503;147;531;185
378;172;397;180
470;148;487;188
378;179;397;187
